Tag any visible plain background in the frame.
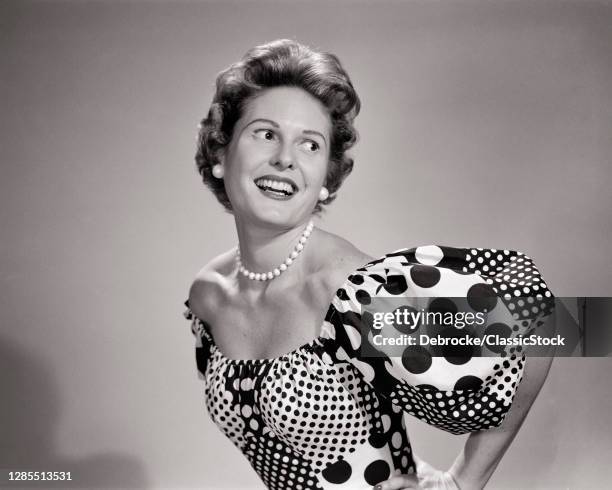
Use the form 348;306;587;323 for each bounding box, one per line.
2;0;611;488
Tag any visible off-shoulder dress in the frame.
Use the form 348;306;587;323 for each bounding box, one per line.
183;245;554;489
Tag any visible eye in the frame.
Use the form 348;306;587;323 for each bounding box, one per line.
253;129;277;141
300;140;320;153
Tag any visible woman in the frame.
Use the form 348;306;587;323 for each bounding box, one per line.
184;39;555;489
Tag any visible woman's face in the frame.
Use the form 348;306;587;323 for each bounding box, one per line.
221;86;331;229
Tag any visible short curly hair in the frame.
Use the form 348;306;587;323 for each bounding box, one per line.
195;39;361;213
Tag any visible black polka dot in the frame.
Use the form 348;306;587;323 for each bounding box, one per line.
382;274;408;295
428;297;458;315
348;274;365;285
364;460;391;486
439;327;479;365
466;283;498;312
401;345;432;374
356;289;371;305
416;384;437;391
454;375;483;391
321;459;352;484
410;265;441;288
368;432;387;449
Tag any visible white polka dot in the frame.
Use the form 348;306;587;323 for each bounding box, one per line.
392;431;402;448
415;245;444;265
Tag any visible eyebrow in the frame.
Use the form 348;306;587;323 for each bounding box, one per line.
244;118;279;128
302;130;327;145
244;118;328;145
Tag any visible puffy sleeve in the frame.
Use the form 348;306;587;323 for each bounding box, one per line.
321;245;556;435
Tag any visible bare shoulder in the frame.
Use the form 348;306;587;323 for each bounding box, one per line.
311;228;374;288
188;248;236;321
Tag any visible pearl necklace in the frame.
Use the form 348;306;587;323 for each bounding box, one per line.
236;220;314;281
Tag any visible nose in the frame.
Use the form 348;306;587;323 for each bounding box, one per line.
271;142;295;170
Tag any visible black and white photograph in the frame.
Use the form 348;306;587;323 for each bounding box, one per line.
2;1;611;489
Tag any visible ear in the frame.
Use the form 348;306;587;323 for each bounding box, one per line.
217;148;226;166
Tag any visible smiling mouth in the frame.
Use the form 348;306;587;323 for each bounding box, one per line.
254;176;298;198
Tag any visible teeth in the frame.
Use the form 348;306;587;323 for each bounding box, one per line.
255;178;294;195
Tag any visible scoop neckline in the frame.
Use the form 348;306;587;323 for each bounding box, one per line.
187;255;378;365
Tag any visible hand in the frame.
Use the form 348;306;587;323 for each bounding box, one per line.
372;473;421;489
414;453;460;490
372;454;460;490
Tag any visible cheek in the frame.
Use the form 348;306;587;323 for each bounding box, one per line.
238;141;279;171
303;155;329;185
223;150;252;193
225;145;255;177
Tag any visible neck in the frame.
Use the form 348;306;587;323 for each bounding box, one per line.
235;218;314;278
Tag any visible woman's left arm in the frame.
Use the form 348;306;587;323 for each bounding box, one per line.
447;352;554;490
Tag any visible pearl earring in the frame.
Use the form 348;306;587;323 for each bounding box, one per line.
318;187;329;201
212;165;224;179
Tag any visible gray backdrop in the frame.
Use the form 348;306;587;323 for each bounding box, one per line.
1;0;611;488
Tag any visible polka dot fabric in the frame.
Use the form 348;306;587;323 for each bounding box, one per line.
323;245;555;435
184;314;413;489
183;245;555;488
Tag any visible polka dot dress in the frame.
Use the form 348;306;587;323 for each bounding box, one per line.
183;245;555;489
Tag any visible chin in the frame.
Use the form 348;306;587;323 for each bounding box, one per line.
254;213;303;229
234;190;316;228
246;207;313;230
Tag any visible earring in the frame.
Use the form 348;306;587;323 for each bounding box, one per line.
211;165;224;179
318;187;329;201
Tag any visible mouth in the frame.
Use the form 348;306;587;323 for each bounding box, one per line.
254;175;298;199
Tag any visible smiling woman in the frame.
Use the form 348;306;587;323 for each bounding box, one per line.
184;39;556;490
221;86;331;225
196;39;359;215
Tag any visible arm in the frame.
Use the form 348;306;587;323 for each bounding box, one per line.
376;353;554;490
448;352;554;489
